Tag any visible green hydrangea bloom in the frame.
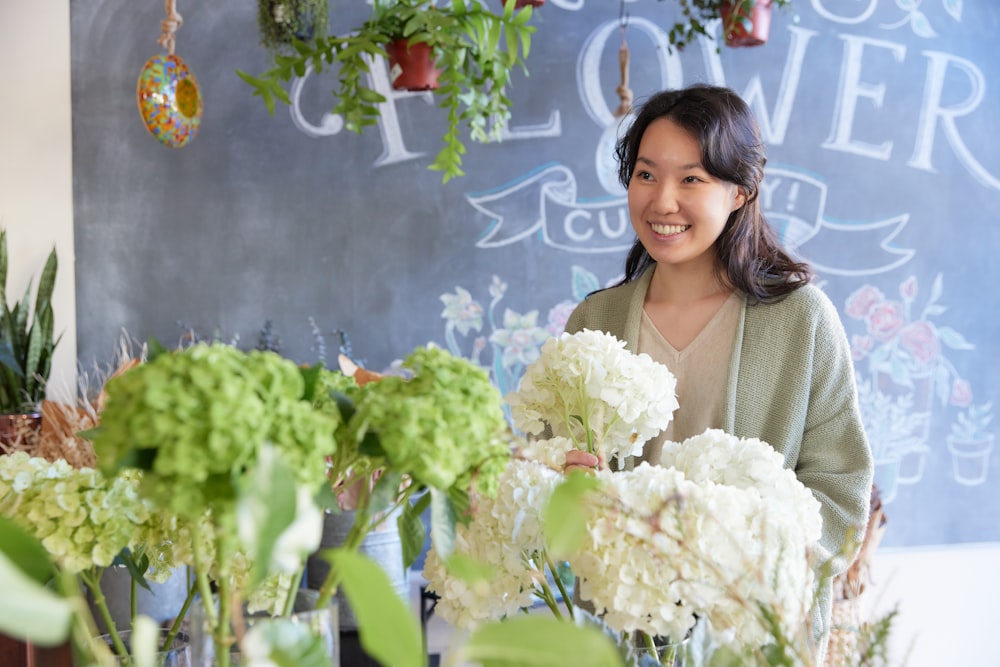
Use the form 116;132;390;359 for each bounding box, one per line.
346;346;510;494
0;452;184;577
93;343;339;521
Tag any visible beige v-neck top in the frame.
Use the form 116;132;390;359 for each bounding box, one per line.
637;291;741;465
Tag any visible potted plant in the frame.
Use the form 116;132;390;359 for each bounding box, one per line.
0;229;59;443
659;0;793;51
238;0;536;182
257;0;329;53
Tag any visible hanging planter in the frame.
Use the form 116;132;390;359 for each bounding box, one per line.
386;39;440;91
257;0;329;52
721;0;773;47
239;0;537;182
502;0;544;8
659;0;791;52
136;0;202;148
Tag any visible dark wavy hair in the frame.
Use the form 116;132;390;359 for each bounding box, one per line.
614;84;812;303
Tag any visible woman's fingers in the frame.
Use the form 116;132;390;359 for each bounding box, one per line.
565;449;600;473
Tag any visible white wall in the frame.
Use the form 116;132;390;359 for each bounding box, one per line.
2;2;997;665
0;0;77;401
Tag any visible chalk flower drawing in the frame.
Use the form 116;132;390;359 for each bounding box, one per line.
845;273;973;406
440;266;602;400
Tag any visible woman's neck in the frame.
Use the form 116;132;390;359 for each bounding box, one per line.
646;261;731;306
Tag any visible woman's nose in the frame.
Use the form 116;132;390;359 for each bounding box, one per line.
650;182;680;214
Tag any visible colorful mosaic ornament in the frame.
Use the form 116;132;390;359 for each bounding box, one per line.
136;53;202;148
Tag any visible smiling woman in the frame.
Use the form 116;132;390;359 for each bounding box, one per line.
563;83;874;664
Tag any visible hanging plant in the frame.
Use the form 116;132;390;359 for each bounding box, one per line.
239;0;536;182
257;0;329;52
659;0;793;51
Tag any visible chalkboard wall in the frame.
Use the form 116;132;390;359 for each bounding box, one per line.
71;0;1000;548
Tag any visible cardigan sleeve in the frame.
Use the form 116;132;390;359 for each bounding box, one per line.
741;287;873;576
796;292;875;576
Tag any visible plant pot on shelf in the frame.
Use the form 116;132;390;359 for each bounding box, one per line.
386;39;441;91
502;0;544;8
721;0;773;47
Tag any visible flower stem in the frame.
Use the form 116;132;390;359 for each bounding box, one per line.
160;570;197;654
543;553;574;617
281;567;305;616
80;567;128;658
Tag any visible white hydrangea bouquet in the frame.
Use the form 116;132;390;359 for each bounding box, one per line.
423;330;825;666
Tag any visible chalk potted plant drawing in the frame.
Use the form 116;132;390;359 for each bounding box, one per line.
947;402;994;486
856;378;927;503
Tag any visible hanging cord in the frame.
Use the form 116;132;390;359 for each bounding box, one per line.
157;0;183;55
613;1;633;117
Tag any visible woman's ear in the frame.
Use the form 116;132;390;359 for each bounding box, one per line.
731;186;748;212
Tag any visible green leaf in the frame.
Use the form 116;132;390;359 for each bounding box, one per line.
460;615;626;667
329;549;426;667
240;449;298;587
0;517;56;585
115;548;153;592
0;550;73;646
398;493;430;569
298;362;324;401
365;468;404;518
429;488;457;560
543;472;601;557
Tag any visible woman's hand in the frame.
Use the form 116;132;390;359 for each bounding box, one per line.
565;449;601;474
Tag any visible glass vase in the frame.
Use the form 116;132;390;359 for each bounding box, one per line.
97;628;191;667
188;589;338;666
631;634;684;666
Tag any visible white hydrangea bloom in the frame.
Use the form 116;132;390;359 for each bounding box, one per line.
515;436;578;471
572;463;700;642
422;458;562;629
656;429;823;647
505;329;679;463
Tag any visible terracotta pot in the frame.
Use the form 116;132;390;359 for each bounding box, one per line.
502;0;544;8
386;39;440;92
721;0;773;47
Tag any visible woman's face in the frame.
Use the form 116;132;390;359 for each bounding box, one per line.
628;117;745;273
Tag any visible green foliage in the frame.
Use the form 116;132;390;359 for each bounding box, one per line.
257;0;329;53
331;548;426;667
543;470;601;557
238;0;536;182
459;614;627;667
658;0;793;51
0;229;59;414
0;518;74;646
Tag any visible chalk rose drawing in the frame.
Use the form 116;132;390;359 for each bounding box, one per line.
845;273;976;489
